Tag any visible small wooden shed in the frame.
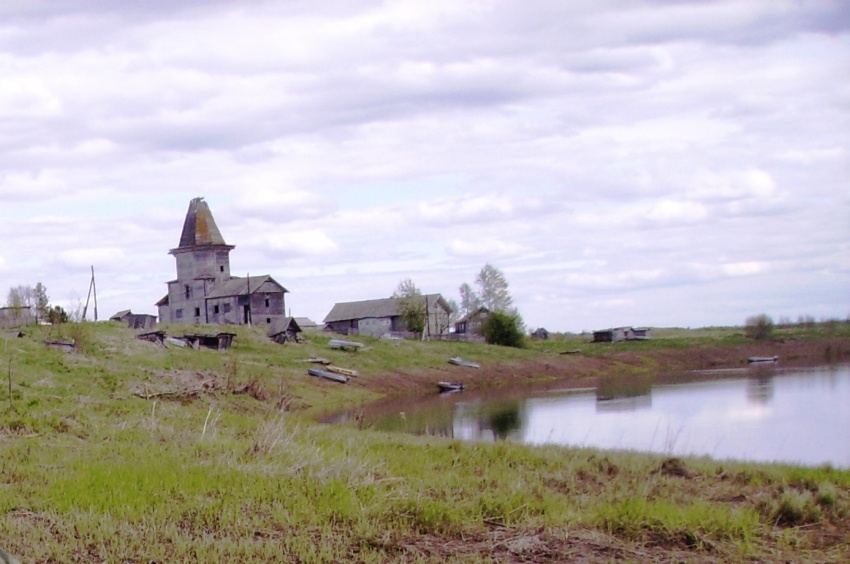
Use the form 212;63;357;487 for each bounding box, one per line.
531;327;550;340
183;332;236;351
268;317;303;344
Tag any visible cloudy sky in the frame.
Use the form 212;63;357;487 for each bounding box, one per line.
1;0;847;332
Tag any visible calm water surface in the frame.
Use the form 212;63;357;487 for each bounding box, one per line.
327;364;850;468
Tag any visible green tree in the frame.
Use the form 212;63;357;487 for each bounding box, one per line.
481;310;525;348
47;305;69;324
744;313;774;341
34;282;49;321
393;278;426;338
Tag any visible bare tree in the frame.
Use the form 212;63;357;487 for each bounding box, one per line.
458;282;480;319
475;263;513;313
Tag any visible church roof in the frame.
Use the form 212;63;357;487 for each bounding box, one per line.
175;197;232;250
205;275;288;299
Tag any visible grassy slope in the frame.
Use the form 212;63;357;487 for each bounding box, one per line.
0;322;848;562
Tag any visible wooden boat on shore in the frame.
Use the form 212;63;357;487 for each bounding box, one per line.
329;339;364;350
300;357;332;365
448;357;480;369
327;366;358;377
308;367;350;383
748;356;778;363
437;381;465;392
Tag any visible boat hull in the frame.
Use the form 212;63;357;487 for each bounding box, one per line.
748;356;778;363
308;368;349;383
448;357;480;369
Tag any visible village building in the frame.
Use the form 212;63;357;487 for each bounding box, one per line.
323;294;453;338
293;317;321;331
267;316;303;344
592;326;652;343
109;309;157;330
157;197;288;326
0;306;35;329
530;327;550;340
454;307;490;337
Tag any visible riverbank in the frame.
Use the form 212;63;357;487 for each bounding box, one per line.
0;322;848;561
338;333;850;403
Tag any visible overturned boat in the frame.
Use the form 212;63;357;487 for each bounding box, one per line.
748;356;778;363
448;357;480;369
308;367;350;383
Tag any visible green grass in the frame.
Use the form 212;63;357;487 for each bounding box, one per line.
0;322;848;561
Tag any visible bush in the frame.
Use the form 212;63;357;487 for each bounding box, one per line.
744;314;774;341
481;311;525;348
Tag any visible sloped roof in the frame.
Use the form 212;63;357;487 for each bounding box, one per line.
173;197;233;250
294;317;319;328
267;316;302;337
456;306;490;324
109;309;132;321
206;275;288;299
323;294;452;323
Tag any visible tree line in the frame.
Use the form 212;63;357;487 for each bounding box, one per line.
393;263;525;347
5;283;69;325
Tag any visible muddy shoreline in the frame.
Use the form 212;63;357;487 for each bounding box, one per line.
350;337;850;398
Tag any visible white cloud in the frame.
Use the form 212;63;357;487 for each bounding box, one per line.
687;169;777;201
721;262;769;277
0;75;62;117
447;239;527;258
59;247;126;269
264;230;339;257
0;170;67;200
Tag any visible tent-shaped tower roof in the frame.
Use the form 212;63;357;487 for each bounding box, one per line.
172;197;233;252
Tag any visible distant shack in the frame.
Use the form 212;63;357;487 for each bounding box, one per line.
110;310;158;330
0;306;35;330
182;333;236;351
593;327;652;343
268;317;303;344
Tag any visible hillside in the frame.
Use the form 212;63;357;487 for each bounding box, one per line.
1;322;848;562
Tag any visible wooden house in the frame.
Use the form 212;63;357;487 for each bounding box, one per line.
156;197;288;326
454;307;490;336
323;294;453;338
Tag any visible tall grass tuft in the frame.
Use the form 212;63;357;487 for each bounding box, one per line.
768;489;822;526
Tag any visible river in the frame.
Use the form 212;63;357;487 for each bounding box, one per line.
325;363;850;468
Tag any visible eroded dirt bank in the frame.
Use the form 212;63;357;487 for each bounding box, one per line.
353;337;850;398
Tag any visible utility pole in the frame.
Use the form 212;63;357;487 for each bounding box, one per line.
82;266;98;321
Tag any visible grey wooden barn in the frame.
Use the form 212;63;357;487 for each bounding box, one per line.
323;294;453;338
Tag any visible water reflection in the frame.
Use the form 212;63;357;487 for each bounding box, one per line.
596;394;652;413
325;364;850;468
746;374;775;404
